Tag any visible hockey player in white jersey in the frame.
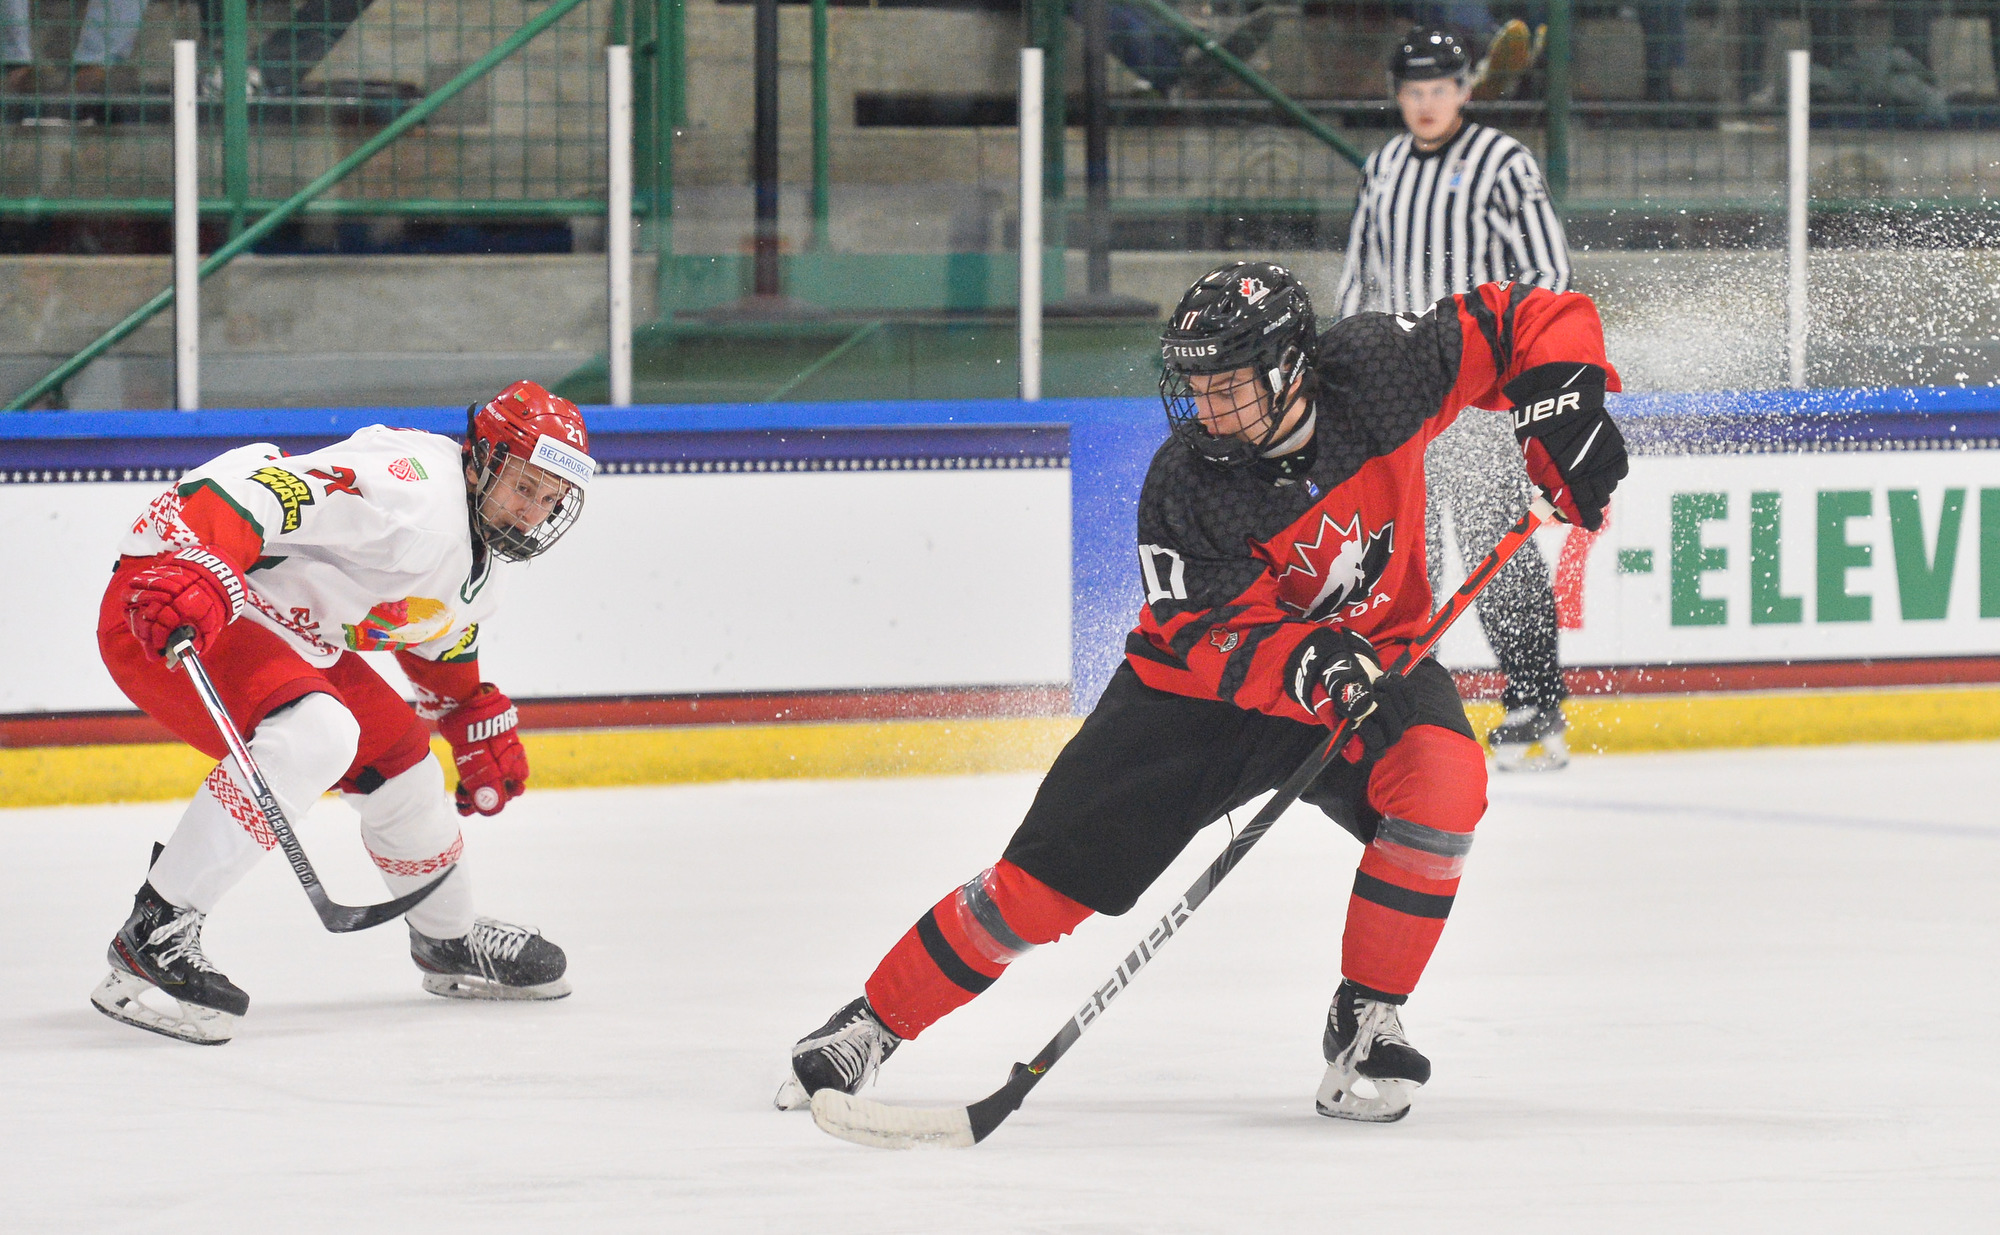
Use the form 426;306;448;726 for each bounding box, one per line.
89;380;593;1044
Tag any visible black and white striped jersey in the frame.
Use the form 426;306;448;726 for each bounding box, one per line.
1330;121;1571;319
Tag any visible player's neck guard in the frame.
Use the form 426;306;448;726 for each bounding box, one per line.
1252;409;1319;483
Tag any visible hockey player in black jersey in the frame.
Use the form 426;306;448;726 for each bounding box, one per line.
780;262;1627;1123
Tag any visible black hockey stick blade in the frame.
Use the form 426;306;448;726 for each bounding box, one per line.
169;628;455;934
307;866;454;933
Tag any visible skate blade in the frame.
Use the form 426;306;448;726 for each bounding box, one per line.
1492;731;1569;772
774;1074;811;1111
89;969;237;1045
1314;1068;1416;1123
420;972;572;1001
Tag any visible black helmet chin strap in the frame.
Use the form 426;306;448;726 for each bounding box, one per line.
1253;345;1313;455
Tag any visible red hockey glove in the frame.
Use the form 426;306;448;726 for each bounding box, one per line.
438;685;528;816
1505;362;1628;532
125;547;248;659
1285;627;1416;762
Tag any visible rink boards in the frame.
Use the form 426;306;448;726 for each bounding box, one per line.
1431;439;2000;679
3;392;1998;805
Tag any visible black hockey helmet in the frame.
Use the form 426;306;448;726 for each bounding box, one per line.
1159;261;1317;469
1388;26;1471;86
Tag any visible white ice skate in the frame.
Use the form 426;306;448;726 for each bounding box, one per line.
1315;981;1430;1123
1488;704;1569;772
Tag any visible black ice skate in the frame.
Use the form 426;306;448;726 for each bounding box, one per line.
1316;980;1431;1123
1489;703;1569;772
774;996;902;1111
410;917;571;1000
90;860;249;1046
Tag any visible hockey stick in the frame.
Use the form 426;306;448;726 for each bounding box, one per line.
165;627;452;934
812;492;1560;1148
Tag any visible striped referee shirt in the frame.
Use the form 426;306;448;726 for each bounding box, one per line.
1331;121;1570;319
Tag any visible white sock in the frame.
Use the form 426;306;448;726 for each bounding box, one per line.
149;692;360;912
345;755;475;940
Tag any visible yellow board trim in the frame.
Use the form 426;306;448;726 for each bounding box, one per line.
1464;684;2000;754
4;686;1998;810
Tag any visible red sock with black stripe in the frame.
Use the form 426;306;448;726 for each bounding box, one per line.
863;859;1091;1040
1341;725;1488;996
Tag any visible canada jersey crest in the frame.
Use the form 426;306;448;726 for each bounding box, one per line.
1269;511;1396;622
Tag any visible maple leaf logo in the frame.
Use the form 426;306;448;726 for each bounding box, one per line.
1274;512;1396;622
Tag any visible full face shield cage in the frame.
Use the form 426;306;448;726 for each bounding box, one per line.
1160;351;1312;469
1159;263;1318;469
464;408;590;562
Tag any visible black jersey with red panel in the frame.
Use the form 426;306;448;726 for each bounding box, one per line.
1125;282;1619;725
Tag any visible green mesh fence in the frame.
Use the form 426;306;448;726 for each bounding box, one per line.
0;0;616;215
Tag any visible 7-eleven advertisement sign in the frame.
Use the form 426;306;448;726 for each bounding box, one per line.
1438;449;2000;668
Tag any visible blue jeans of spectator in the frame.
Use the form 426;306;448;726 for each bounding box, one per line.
2;0;146;66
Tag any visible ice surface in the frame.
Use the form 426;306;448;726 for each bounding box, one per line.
4;743;1998;1231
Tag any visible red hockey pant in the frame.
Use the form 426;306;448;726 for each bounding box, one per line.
99;556;434;790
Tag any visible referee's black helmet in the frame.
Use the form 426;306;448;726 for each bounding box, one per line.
1159;261;1317;468
1388;26;1471;85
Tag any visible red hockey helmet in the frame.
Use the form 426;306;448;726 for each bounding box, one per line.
463;379;595;562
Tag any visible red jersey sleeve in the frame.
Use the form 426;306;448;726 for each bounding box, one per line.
169;481;267;575
1444;282;1621;416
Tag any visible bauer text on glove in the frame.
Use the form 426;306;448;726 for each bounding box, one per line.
1504;361;1628;531
439;685;528;816
1284;627;1416;762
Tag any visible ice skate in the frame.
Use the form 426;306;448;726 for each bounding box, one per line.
1315;980;1430;1123
1469;18;1540;101
90;863;248;1046
410;917;571;1000
774;996;901;1111
1488;703;1569;771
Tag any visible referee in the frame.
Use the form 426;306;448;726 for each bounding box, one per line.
1331;26;1576;770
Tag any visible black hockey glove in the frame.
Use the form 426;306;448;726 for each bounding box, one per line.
1504;362;1628;532
1285;627;1416;761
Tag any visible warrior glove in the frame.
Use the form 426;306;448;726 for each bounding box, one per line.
1286;627;1416;762
439;684;528;816
1505;362;1628;532
125;547;247;659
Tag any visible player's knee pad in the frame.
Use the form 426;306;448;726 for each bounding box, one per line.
1367;725;1487;840
249;691;360;814
945;859;1093;966
338;713;435;793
